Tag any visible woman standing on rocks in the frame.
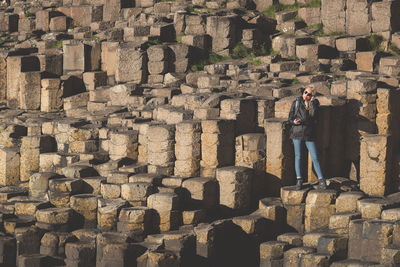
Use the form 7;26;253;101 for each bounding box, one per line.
288;86;327;190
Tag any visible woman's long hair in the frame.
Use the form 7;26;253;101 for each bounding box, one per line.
304;86;316;110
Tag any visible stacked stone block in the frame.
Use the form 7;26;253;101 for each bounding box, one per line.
29;172;59;199
147;124;175;176
257;98;275;128
241;28;262;49
6;55;40;109
136;122;151;164
322;0;400;36
58;5;103;27
48;178;84;208
96;232;136;266
182;177;218;212
147;45;170;84
0;12;18;32
235;133;266;203
97;198;128;231
360;134;393;196
20;136;56;183
184;14;206;37
169;44;191;73
100;41;118;82
206;15;239;56
305;190;337;232
264;119;294;194
280;186;310;233
275;10;305;35
62;40;101;74
83;71;107;91
200;120;235;177
147;192;181;232
377;88;394;136
379;56;400;77
371;0;400;33
0;148;20;186
41;79;63;112
108;130;138;161
65;241;96;267
348;219;397;264
259;241;289;267
345;0;370;36
298;7;321;26
123;24;151;42
174;121;201;177
19;71;41;110
35;207;75;231
235;133;265;172
220;98;257;136
117;206;155;234
0;50;7;101
345;78;378;177
216;166;253;214
40;231;74;258
70;194;98;228
115;42;147;84
121;181;156;206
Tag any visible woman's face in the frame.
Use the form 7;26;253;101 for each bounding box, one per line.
302;88;313;101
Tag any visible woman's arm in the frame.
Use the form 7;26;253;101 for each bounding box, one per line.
309;98;320;118
288;99;296;125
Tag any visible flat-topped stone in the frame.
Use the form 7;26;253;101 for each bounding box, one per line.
306;189;339;207
280;185;312;205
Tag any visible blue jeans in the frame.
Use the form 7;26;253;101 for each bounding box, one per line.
292;139;324;180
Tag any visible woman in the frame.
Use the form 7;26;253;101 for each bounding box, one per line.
288;86;327;190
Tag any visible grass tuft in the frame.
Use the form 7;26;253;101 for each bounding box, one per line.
263;0;321;18
24;10;34;18
143;39;162;49
176;33;185;43
190;43;271;72
248;58;263;66
315;30;347;37
310;23;323;31
367;34;385;52
51;41;63;49
269;49;281;56
291;77;299;84
389;44;400;56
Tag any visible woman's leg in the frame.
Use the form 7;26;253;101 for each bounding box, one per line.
292;139;303;180
305;141;324;179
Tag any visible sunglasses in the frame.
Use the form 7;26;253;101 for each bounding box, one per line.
304;91;312;97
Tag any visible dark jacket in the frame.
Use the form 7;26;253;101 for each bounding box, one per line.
288;96;320;141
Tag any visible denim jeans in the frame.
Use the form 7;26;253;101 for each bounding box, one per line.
292;139;324;180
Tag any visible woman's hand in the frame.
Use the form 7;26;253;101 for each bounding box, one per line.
294;119;301;125
310;95;315;102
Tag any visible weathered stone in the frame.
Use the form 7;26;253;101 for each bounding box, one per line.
182;177;218;208
321;0;346;34
147;192;180;212
264;119;295;194
216;166;253;212
360;135;393;196
0;148;20;186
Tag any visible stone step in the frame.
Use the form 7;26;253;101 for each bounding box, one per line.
316;234;348;261
277;232;303;247
283;246;316;266
329;212;362;232
259;241;289;267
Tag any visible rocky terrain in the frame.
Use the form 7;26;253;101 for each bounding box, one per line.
0;0;400;266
